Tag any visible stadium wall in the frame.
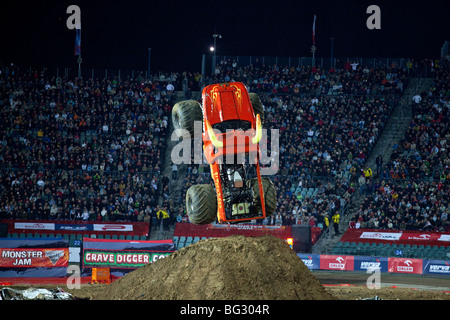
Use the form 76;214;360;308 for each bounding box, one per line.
1;236;448;284
298;254;450;276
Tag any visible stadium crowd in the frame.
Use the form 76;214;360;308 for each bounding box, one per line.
0;64;172;223
350;180;448;232
207;57;408;96
1;56;448;237
181;58;408;230
349;59;450;232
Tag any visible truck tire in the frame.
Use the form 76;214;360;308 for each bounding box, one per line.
250;177;277;216
172;100;202;137
249;93;264;125
186;184;217;225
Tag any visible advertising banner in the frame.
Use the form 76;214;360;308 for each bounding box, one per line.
422;260;450;276
388;257;423;274
4;220;149;236
360;231;402;241
82;238;175;269
55;223;92;232
297;254;320;270
319;255;354;271
341;229;450;247
14;222;55;231
83;250;171;268
353;256;389;272
92;224;134;232
0;248;69;268
174;223;292;240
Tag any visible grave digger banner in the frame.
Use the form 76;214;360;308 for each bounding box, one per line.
83;250;171;268
82;238;175;270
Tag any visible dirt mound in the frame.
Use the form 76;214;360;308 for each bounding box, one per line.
93;235;334;300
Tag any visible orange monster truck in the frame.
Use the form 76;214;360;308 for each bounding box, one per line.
172;82;276;224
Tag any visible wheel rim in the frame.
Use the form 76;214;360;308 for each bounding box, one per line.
173;112;180;128
187;196;193;214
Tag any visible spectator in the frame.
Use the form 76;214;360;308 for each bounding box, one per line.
332;212;340;235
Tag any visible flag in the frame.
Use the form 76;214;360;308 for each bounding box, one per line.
74;28;81;56
312;14;317;45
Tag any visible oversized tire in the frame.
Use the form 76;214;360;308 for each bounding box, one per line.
249;93;264;125
172;100;202;137
249;177;277;216
186;184;217;225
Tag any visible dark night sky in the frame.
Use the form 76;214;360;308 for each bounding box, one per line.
0;0;448;73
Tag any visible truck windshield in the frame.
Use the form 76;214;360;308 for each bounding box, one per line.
212;120;252;132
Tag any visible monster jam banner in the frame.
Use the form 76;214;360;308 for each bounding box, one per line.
0;248;68;267
0;237;69;277
82;238;174;276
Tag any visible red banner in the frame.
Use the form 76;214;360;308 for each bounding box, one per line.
319;255;354;271
174;223;292;240
0;248;69;268
2;219;150;237
340;229;450;247
388;257;423;274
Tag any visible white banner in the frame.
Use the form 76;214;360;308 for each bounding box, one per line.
93;224;134;232
14;223;55;230
438;234;450;242
360;232;402;241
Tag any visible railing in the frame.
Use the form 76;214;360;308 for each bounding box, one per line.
215;55;411;70
24;55;411;82
311;196;353;254
18;66;181;82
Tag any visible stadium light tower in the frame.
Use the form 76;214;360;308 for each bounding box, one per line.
148;48;151;80
330;37;334;69
212;33;222;74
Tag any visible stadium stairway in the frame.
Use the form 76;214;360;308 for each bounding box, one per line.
149;91;201;240
313;77;435;255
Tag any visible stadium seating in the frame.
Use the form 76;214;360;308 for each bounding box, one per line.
1;58;448;255
0;64;171;224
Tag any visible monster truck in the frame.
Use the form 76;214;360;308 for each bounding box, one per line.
172;82;276;224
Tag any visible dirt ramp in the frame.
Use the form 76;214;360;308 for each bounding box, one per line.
94;235;334;300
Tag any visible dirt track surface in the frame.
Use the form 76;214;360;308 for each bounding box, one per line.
314;271;450;300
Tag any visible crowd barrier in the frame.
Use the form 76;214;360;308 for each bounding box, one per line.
1;226;449;281
298;254;450;276
173;222;322;247
2;236;447;280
